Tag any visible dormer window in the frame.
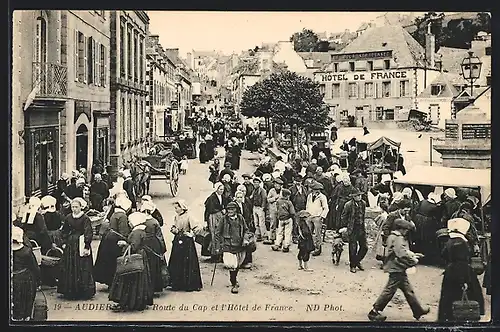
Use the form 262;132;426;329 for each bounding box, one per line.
485;46;491;56
431;84;443;96
384;59;390;70
349;62;355;71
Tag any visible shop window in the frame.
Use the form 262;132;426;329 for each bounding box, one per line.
25;127;58;196
399;80;409;97
349;62;355;71
364;82;374;98
384;59;390;69
382;81;391;97
348;83;358;98
367;61;373;71
485;46;491;56
332;83;341;98
375;108;394;120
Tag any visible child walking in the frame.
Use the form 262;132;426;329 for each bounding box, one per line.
272;189;295;253
368;218;430;322
179;155;189;175
296;210;315;272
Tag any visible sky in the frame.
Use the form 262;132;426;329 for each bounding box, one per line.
147;11;411;58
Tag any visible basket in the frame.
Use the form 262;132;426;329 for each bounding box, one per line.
30;240;42;266
41;247;63;267
31;289;48;321
452;285;480;321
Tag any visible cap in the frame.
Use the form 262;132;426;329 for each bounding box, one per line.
242;173;252;179
226;202;239;210
311;182;324;190
274;178;284;185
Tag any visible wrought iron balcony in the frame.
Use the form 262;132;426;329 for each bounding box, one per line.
32;62;68;98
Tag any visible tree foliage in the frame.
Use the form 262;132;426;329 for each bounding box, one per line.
290;28;321;52
411;12;491;51
240;71;332;131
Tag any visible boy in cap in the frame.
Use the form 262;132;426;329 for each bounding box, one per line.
272;189;296;252
242;173;255;199
218;162;235;182
296;211;314;271
368;218;429;322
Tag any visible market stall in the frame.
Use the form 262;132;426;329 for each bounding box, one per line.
355;135;401;185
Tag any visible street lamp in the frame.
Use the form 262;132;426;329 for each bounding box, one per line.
461;51;482;99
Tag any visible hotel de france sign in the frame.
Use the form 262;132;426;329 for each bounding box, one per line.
315;70;410;83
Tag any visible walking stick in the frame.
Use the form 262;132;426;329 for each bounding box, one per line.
211;262;217;286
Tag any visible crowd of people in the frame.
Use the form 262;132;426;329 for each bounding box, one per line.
11;115;490;323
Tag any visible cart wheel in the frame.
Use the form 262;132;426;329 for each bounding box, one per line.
169;160;179;197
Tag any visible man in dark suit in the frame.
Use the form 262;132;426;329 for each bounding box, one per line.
341;189;368;273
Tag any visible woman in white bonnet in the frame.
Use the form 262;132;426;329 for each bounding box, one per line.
12;225;41;321
141;195;164;226
19;197;53;254
94;196;132;288
108;212;154;312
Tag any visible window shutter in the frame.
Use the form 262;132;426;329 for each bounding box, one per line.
359;83;364;99
83;36;88;84
75;30;79;81
94;40;98;85
34;20;41;63
103;46;107;87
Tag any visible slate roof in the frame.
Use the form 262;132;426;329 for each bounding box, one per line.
232;58;259;75
340;25;429;68
297;52;331;68
436;47;469;74
418;72;466;99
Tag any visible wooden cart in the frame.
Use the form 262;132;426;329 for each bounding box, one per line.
142;138;180;197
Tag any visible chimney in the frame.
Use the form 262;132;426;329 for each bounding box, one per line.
186;52;192;69
425;23;435;68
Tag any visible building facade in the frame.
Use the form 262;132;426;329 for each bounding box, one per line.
165;48;192;131
11;10;111;210
313;26;441;128
146;35;177;139
109;11;149;169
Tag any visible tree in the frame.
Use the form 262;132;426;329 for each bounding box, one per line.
240;79;274;137
290;28;320;52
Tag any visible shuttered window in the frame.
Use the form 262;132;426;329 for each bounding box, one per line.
74;30;79;81
101;45;107;87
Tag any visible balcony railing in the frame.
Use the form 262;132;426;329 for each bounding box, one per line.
32;62;68;98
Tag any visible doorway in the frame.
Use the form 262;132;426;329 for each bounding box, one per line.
76;124;89;170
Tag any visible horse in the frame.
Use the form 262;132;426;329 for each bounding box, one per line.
130;157;152;198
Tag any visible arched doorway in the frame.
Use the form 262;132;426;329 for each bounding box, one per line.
76;124;89;170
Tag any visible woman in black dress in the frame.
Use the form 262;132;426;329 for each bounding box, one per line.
93;197;132;288
141;200;167;293
41;195;63;247
438;218;485;322
199;139;208;164
141;195;164;226
109;212;154;312
57;198;96;300
12;226;41;321
168;200;203;291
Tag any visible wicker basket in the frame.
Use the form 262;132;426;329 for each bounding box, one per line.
30;240;42;266
41;247;63;267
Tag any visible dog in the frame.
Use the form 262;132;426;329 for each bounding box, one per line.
331;228;347;266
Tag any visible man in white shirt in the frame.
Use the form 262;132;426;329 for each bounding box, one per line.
274;156;286;175
306;181;329;256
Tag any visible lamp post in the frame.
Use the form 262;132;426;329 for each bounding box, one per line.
461;51;482;100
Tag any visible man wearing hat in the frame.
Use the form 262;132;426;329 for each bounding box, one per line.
440;188;460;226
265;178;284;244
241;174;255;199
369;218;429;322
382;199;413;246
412;192;442;265
89;174;109;212
305;181;329;256
290;174;307;243
341;189;368;273
251;176;268;242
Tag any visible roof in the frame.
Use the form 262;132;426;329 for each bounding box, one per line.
356;134;401;149
418;72;466;99
340;25;428;68
297;52;331;68
393;165;490;205
436;47;469;74
317;31;328;40
232;58;259;75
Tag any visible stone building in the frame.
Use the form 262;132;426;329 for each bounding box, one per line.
109;10;149;170
11;10;110;210
314;25;441;128
165;48;192;131
146;35;177;139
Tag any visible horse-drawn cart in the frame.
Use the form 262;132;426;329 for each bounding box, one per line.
140;138;180;197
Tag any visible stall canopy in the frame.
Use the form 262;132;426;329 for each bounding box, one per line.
393;165;491;206
367;136;401;151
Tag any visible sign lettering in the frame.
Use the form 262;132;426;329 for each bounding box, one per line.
330;50;393;62
316;70;408;83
